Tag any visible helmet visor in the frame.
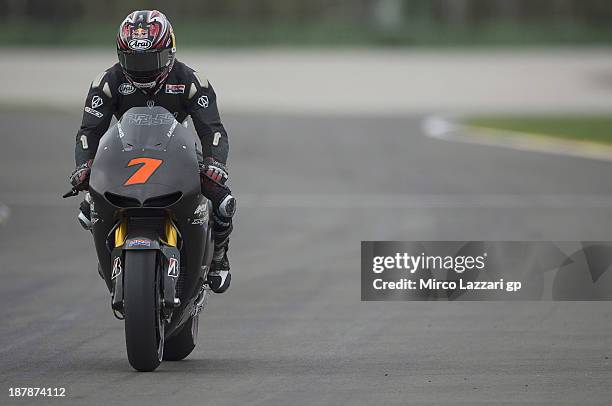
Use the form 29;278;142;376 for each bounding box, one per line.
118;49;172;73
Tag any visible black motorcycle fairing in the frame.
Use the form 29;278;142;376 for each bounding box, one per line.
90;106;200;206
88;106;212;335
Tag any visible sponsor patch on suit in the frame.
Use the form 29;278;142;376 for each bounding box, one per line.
165;84;186;94
84;106;103;118
118;83;136;95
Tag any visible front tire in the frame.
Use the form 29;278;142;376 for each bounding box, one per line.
163;315;199;361
124;250;164;372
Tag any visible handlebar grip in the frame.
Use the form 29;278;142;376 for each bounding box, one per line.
62;188;79;198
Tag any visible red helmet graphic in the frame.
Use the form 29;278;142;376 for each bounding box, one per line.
116;10;176;94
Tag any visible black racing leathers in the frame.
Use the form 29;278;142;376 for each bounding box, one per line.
74;60;234;251
75;60;228;166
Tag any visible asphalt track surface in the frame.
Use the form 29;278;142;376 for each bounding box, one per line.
1;110;612;405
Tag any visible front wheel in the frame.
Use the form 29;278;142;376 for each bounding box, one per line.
124;250;164;372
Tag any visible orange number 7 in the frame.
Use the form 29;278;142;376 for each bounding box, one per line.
124;157;163;186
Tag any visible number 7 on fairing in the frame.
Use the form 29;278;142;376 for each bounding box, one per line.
124;157;163;186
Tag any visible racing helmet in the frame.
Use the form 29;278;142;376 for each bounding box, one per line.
116;10;176;93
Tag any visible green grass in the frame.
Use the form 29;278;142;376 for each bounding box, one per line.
466;116;612;145
0;20;611;47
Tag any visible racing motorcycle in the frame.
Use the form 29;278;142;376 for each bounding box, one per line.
64;106;214;372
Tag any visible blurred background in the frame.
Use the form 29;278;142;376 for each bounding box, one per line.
2;0;612;115
2;0;612;46
1;1;612;405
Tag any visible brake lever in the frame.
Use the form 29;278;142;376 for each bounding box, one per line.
62;188;79;198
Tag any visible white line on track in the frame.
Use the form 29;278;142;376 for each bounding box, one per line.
421;114;612;162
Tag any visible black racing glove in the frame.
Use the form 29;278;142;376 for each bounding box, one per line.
199;157;236;218
69;160;92;191
199;157;228;186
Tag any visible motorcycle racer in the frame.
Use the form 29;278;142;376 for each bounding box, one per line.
68;10;234;293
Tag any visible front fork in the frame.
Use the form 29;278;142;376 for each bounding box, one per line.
110;217;181;320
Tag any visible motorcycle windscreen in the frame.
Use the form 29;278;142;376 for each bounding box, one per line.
118;106;178;151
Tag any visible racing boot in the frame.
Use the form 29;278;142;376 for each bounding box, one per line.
207;216;232;293
208;243;231;293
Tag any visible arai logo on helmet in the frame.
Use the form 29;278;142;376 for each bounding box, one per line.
128;38;152;50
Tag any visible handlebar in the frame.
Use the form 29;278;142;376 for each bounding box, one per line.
62;187;79;198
